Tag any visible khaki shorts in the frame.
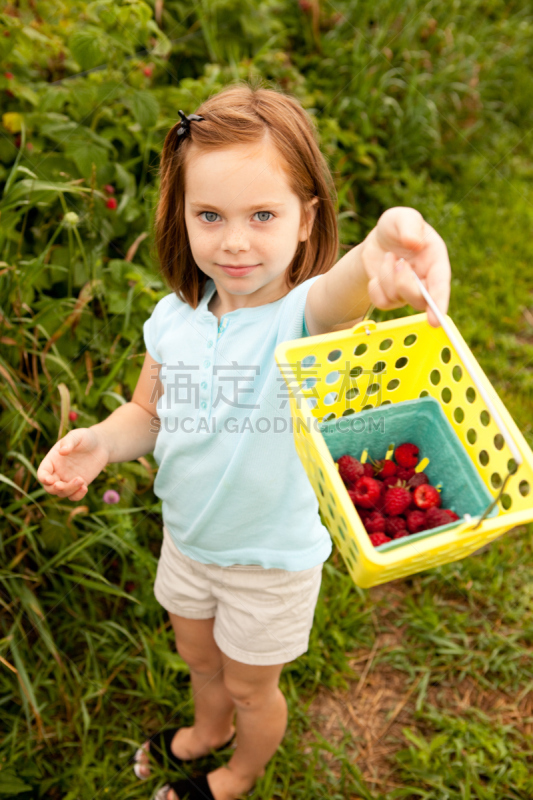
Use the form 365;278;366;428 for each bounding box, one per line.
154;524;324;666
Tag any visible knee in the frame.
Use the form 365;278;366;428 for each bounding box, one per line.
223;676;281;711
175;638;222;676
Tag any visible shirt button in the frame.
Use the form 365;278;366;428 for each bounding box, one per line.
207;339;213;348
203;359;211;368
201;381;207;390
200;401;207;410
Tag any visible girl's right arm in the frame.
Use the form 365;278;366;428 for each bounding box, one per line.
37;352;163;502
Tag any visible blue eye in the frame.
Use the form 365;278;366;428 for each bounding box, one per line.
199;211;274;223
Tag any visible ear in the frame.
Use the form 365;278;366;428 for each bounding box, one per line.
299;196;319;242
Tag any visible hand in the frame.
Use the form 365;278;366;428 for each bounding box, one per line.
361;207;451;328
37;428;111;502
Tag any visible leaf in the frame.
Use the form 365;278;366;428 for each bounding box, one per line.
130;90;160;130
62;573;140;603
57;382;71;442
65;140;109;178
0;770;32;795
68;29;106;71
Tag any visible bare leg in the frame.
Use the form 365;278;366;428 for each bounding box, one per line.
166;657;288;800
135;615;236;778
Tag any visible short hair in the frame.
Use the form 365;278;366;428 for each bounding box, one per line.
153;78;339;308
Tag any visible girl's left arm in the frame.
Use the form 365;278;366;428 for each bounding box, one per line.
305;207;451;335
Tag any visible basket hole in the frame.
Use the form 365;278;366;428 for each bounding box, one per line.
395;357;409;369
454;407;465;423
326;370;339;385
319;468;325;481
362;404;374;410
467;428;477;444
318;483;325;496
387;379;400;391
339;527;346;541
452;365;463;381
380;399;392;405
340;517;347;531
493;433;504;450
379;338;393;351
354;343;367;356
346;387;359;400
441;387;452;404
441;347;451;363
323;412;336;422
404;334;417;346
367;383;380;395
466;387;476;403
302;354;316;367
307;397;318;410
519;480;530;496
350;541;359;557
508;458;518;474
419;390;429;397
430;369;441;385
327;349;342;362
479;450;489;466
303;377;317;390
501;494;512;510
329;493;337;507
373;361;386;373
491;472;502;488
328;503;335;518
350;366;363;378
342;408;356;416
480;410;490;427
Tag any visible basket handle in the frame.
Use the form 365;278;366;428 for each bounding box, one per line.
410;271;522;468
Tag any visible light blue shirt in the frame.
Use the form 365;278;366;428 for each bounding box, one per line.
143;276;332;571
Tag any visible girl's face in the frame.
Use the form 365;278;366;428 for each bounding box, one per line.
184;138;318;310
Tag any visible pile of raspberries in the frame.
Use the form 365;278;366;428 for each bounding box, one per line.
336;442;460;547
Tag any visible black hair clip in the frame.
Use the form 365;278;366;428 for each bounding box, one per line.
176;109;205;143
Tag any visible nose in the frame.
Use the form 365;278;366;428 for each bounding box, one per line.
221;225;251;255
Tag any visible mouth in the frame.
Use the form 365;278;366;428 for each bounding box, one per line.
217;264;260;276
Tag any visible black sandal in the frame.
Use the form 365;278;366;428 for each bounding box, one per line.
134;728;236;777
156;774;215;800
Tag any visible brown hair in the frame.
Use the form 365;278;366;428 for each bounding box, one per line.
154;79;339;308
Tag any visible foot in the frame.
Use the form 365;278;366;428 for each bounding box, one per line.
164;765;259;800
134;725;235;780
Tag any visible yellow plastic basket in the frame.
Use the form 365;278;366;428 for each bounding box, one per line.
275;309;533;588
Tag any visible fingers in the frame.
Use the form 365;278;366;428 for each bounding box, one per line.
58;431;81;455
369;253;426;311
42;476;86;499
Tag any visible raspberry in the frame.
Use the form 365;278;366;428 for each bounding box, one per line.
444;509;460;521
364;511;386;533
392;530;409;540
382;475;401;488
337;455;364;486
394;443;420;468
408;472;429;488
104;184;115;194
407;510;427;533
106;197;118;210
349;476;382;509
369;532;391;547
425;506;454;529
396;467;416;481
384;516;407;537
374;459;397;478
413;484;441;510
384;486;411;515
362;463;374;477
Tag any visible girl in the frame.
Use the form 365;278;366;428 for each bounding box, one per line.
37;81;451;800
